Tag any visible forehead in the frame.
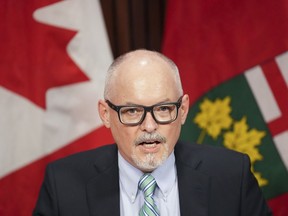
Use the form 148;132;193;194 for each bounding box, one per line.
109;54;178;104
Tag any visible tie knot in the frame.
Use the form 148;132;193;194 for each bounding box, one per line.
138;173;157;197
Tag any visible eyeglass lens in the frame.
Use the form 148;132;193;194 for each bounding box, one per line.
119;104;177;124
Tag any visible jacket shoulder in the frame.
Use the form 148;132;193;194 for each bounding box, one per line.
175;141;249;173
47;144;118;178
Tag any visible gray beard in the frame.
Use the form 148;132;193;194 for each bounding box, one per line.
131;143;169;172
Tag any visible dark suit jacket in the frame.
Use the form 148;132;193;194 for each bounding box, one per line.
33;142;272;216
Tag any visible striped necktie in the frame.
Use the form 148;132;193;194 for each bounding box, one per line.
138;173;160;216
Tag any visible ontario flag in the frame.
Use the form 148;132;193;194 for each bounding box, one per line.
0;0;114;215
162;0;288;215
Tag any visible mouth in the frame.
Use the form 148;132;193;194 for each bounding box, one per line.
141;140;160;146
135;133;166;153
138;140;161;152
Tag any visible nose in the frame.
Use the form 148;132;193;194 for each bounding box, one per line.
140;112;158;132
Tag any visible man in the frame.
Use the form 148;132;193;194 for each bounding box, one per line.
33;49;272;215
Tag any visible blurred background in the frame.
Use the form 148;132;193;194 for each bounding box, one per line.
100;0;166;57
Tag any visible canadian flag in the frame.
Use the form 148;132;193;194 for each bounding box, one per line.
0;0;113;215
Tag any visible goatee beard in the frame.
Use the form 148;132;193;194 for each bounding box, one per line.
132;132;168;172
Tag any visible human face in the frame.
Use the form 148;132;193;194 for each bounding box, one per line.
98;54;189;172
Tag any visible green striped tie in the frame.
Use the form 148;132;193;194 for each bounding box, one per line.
138;173;160;216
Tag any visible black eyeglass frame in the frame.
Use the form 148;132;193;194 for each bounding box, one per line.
105;96;183;126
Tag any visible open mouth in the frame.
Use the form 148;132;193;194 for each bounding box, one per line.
138;141;161;153
139;140;160;146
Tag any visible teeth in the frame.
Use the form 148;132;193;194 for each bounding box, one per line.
145;140;158;144
143;143;157;148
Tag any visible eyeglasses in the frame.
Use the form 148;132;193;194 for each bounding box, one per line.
106;96;183;126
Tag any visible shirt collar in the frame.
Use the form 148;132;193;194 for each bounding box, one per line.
152;152;176;199
118;152;143;202
118;151;176;202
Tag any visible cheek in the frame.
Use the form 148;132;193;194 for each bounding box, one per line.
164;122;182;148
110;123;137;152
113;127;141;166
109;114;128;142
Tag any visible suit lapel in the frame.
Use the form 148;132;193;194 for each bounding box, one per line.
86;146;120;216
84;142;210;216
175;143;210;216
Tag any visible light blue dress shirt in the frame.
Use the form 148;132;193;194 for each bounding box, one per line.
118;151;181;216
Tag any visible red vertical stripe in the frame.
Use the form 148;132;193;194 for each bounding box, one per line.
261;61;288;136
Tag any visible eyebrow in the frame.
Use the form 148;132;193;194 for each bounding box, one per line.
124;98;171;106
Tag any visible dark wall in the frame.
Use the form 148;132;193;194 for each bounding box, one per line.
100;0;166;58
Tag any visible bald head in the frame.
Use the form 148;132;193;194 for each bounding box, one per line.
98;50;190;173
104;49;183;100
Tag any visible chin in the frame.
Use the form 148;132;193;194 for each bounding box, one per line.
132;151;169;172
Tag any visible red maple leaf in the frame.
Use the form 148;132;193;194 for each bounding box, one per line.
0;0;89;109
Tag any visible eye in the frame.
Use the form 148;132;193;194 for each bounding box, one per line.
159;106;170;112
121;107;143;116
156;105;175;112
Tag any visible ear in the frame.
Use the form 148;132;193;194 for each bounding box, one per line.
180;94;190;125
98;99;111;128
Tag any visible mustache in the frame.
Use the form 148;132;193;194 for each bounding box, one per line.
134;132;167;145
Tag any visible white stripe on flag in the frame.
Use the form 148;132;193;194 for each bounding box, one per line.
273;131;288;171
0;87;44;177
275;51;288;87
44;82;104;153
33;0;112;81
245;66;281;123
